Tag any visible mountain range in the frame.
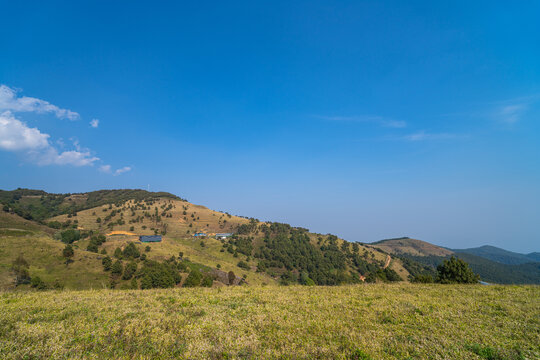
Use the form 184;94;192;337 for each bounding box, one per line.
369;237;540;284
1;188;538;290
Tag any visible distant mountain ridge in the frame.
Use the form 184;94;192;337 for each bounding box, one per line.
452;245;539;265
369;238;540;284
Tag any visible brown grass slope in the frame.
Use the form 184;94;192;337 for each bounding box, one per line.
1;195;411;290
371;237;454;257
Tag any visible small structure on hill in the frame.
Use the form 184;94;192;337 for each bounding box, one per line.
107;230;137;236
215;233;233;240
139;235;162;242
193;232;207;238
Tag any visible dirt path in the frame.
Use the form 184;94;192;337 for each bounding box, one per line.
383;255;391;269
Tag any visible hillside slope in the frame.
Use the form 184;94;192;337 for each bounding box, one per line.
1;189;410;290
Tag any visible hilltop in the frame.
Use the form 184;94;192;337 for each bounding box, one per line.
370;238;540;284
0;189;409;290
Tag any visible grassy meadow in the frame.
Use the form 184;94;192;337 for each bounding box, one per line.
1;284;538;359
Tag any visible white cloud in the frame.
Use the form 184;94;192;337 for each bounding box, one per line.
99;164;131;176
0;111;100;166
0;85;79;120
114;166;132;176
0;111;50;151
0;84;132;172
317;115;407;128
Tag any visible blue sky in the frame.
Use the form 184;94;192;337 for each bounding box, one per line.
1;1;539;252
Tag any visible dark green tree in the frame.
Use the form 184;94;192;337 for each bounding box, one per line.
111;260;123;276
123;242;140;259
436;256;480;284
30;276;48;290
102;256;112;271
63;244;74;264
122;262;137;280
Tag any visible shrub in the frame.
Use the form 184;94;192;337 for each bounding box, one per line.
201;274;214;287
412;274;434;283
48;221;61;229
31;276;48;290
183;270;202;287
11;254;31;285
60;229;80;244
237;261;250;270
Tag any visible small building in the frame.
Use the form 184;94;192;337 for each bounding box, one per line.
215;233;233;240
139;235;162;243
193;232;207;237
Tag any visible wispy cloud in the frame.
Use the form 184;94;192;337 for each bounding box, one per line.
90;118;99;128
0;85;79;120
401;131;468;142
497;104;527;124
99;164;131;176
99;164;112;173
114;166;132;176
316;115;407;128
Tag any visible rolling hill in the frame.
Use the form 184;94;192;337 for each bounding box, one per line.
370;238;540;284
0;188;409;290
452;245;540;265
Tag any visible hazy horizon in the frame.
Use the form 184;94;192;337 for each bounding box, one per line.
1;1;539;253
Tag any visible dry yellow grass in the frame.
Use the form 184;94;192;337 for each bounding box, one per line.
0;284;538;359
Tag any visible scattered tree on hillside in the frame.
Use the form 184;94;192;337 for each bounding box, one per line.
122;262;137;280
30;276;47;290
63;244;74;264
123;242;140;259
436;256;480;284
11;254;31;285
60;229;80;244
102;256;112;271
111;260;123;276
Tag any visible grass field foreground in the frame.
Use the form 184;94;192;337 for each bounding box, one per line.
1;284;538;359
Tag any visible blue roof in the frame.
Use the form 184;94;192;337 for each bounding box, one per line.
139;235;162;242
